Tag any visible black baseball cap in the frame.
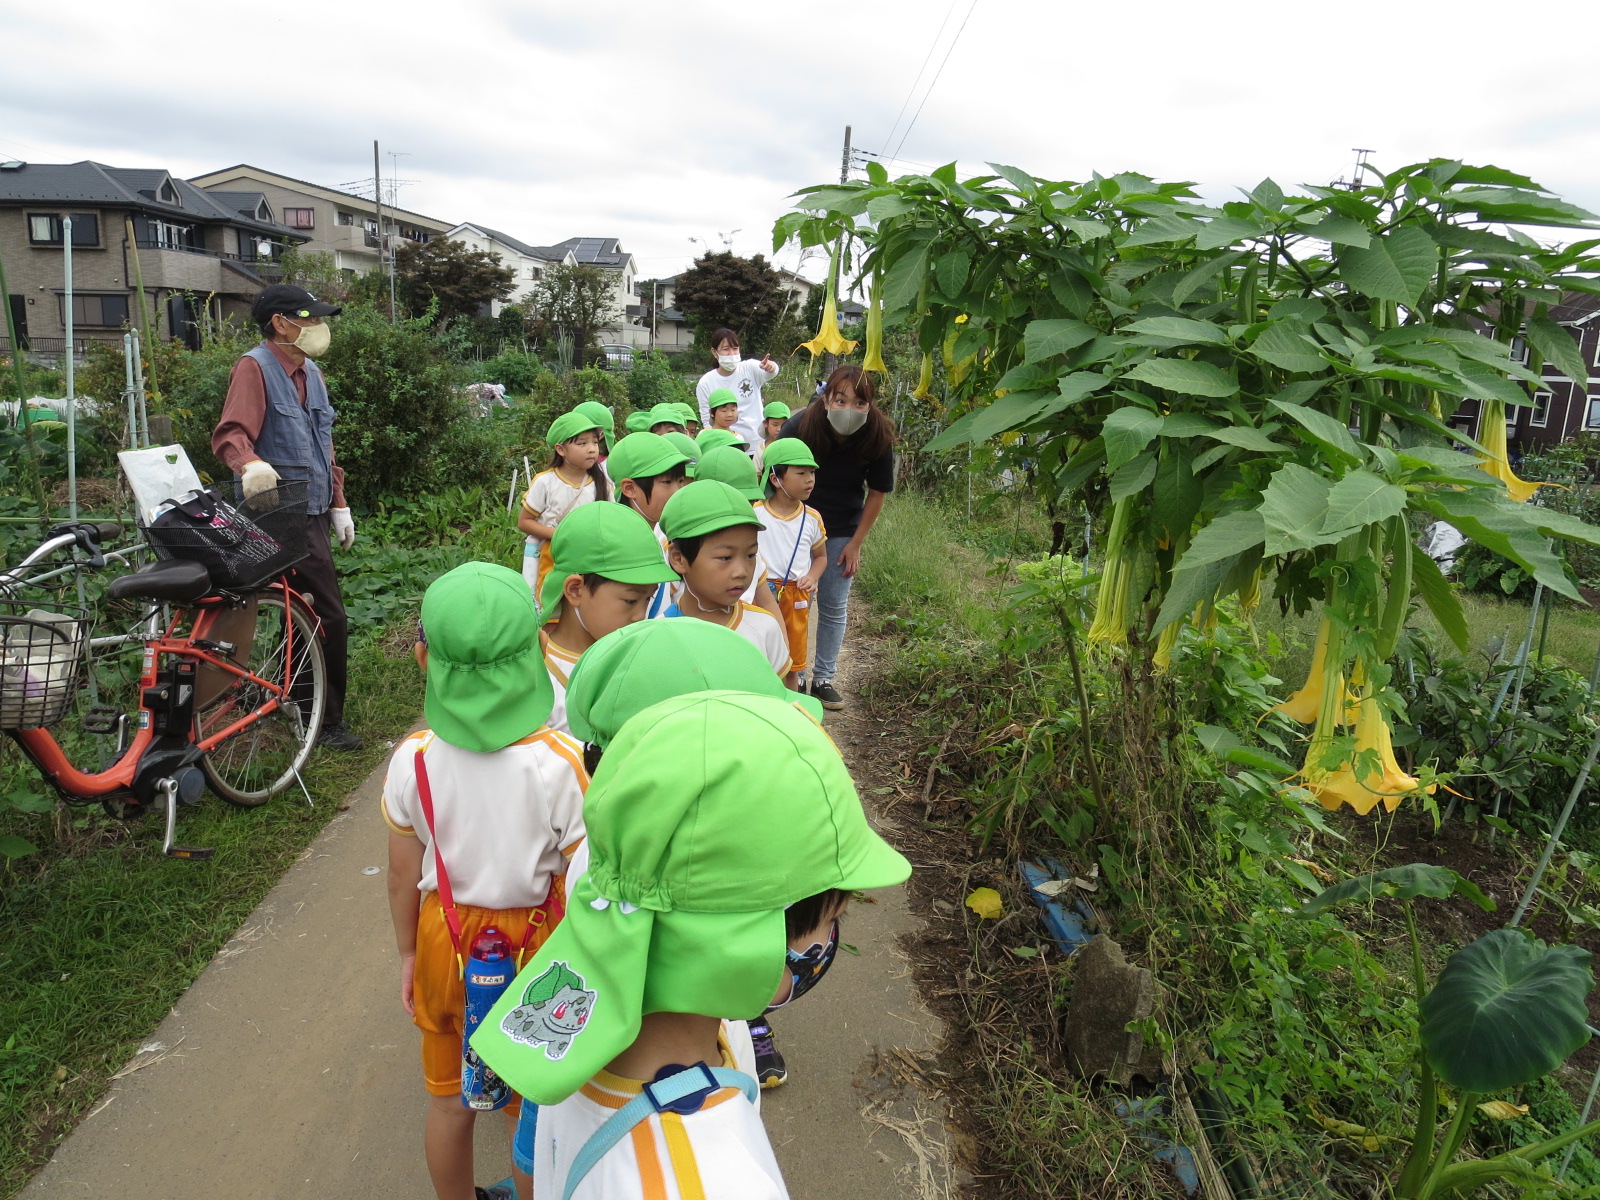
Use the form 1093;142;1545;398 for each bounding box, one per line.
251;284;341;324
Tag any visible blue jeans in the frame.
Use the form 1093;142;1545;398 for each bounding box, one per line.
811;536;855;684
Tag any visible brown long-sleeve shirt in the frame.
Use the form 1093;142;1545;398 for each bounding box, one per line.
212;340;347;508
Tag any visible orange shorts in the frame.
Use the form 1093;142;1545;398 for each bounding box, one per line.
413;887;563;1099
773;581;811;672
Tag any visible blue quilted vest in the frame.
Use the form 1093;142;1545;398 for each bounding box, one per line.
243;343;336;515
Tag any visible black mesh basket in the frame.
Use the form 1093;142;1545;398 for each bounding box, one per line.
147;482;310;590
0;603;89;729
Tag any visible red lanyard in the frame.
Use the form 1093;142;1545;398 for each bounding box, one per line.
413;739;564;978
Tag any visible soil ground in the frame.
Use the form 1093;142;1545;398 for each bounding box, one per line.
19;640;956;1198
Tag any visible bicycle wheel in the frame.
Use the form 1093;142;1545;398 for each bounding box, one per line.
198;592;326;807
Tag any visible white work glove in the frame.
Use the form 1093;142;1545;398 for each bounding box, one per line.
331;507;356;551
240;459;280;500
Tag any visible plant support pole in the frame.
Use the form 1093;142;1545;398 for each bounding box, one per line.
63;214;77;520
1510;720;1600;928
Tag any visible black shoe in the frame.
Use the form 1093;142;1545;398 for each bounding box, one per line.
748;1017;788;1089
475;1185;514;1200
317;721;363;751
809;680;844;711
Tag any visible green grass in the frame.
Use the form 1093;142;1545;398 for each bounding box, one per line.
855;493;1006;640
0;627;424;1197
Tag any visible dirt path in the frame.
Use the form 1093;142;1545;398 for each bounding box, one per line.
21;643;954;1198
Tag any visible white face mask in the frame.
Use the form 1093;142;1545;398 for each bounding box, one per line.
827;407;868;436
281;318;330;358
717;354;740;371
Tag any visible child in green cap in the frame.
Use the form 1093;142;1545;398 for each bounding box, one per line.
645;403;687;436
536;503;680;734
755;437;827;689
705;386;740;434
672;401;701;436
691;446;785;624
385;562;588;1200
606;432;694;620
752;400;792;473
695;427;748;457
623;410;651;435
518;410;609;594
471;692;911;1199
659;479;792;678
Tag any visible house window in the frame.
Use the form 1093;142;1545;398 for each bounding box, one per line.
149;220;196;249
28;213;100;246
1586;396;1600;431
284;207;315;229
1510;334;1529;364
1530;391;1551;429
159;181;179;205
337;211;356;226
58;293;130;327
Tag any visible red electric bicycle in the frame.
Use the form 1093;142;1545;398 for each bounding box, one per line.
0;484;326;859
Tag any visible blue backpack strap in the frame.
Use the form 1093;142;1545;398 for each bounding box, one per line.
561;1063;758;1200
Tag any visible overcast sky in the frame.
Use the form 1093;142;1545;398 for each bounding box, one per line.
4;0;1597;289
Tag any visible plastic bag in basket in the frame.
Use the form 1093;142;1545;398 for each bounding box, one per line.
0;610;83;728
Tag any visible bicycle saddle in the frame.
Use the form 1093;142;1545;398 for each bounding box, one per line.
108;558;212;603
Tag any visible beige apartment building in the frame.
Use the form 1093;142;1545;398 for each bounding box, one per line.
190;164;453;275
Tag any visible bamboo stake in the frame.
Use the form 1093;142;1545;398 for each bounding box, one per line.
0;234;51;528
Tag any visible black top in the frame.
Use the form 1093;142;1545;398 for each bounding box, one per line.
779;414;895;539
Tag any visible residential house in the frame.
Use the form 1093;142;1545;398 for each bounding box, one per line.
549;237;646;348
649;266;828;356
1444;292;1600;454
189;164;453;275
0;159;308;357
444;223;576;314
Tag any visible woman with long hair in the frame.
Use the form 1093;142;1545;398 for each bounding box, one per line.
779;364;896;709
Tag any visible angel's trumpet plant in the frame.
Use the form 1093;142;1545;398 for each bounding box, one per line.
1305;685;1433;816
861;272;886;372
912;352;935;400
798;248;858;358
1087;496;1136;646
1271;617;1355;725
1478;398;1554;503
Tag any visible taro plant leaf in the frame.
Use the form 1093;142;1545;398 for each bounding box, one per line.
1103;405;1164;471
1023;319;1098;364
1420;929;1592;1093
1322;469;1407;534
1526;314;1590;390
1410;542;1471;653
1338;225;1437;306
1297;863;1494;916
1124;358;1240;398
1261;464;1349;554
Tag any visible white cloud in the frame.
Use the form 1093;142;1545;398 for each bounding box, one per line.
2;0;1596;289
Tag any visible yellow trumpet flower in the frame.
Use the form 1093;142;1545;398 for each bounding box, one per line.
913;352;935;400
1271;618;1355;725
1087;498;1135;646
1478;398;1556;503
862;274;886;372
797;247;859;358
1302;690;1433;816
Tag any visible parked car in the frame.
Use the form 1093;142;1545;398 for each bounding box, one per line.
600;344;635;370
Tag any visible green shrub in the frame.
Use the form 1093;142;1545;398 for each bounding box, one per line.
625;350;695;413
522;369;629;449
475;351;547;395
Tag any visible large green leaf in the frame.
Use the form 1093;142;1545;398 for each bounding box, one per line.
1420;491;1581;600
1268;398;1362;462
1261;464;1348;554
934;250;971;299
882;242;933;316
1171;250;1248;306
1195;216;1265;250
1526;314;1589;389
1524;505;1600;550
1159;413;1222;438
1023;319;1098;364
1103;405;1164;471
1298;863;1493;916
1171;509;1266;569
1125;358;1239;398
1110;450;1158;502
1338;225;1436;306
924;391;1051;451
1207;425;1286;453
1322;469;1407;533
1411;543;1471;653
1124;316;1229;345
1152;441;1202;545
1421;929;1592;1093
1251;324;1327;374
1303;214;1371;248
1154;554;1236;632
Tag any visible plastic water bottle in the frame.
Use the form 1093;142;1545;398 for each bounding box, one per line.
462;926;514;1110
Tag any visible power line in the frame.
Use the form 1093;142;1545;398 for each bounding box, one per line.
890;0;981;164
878;0;962;159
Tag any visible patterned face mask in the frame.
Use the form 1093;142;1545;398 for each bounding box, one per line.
766;918;839;1010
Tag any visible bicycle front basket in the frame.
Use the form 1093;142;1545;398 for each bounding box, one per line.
0;603;89;729
147;482;309;590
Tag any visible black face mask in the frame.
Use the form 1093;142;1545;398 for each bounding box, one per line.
583;743;604;776
766;919;839;1011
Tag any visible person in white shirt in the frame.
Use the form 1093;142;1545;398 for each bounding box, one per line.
696;327;778;448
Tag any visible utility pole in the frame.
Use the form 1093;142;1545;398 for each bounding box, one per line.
823;125;851;379
62;214;76;519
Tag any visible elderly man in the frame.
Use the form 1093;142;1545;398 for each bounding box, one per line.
212;284;360;751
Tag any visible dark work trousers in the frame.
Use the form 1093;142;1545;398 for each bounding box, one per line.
287;512;350;729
